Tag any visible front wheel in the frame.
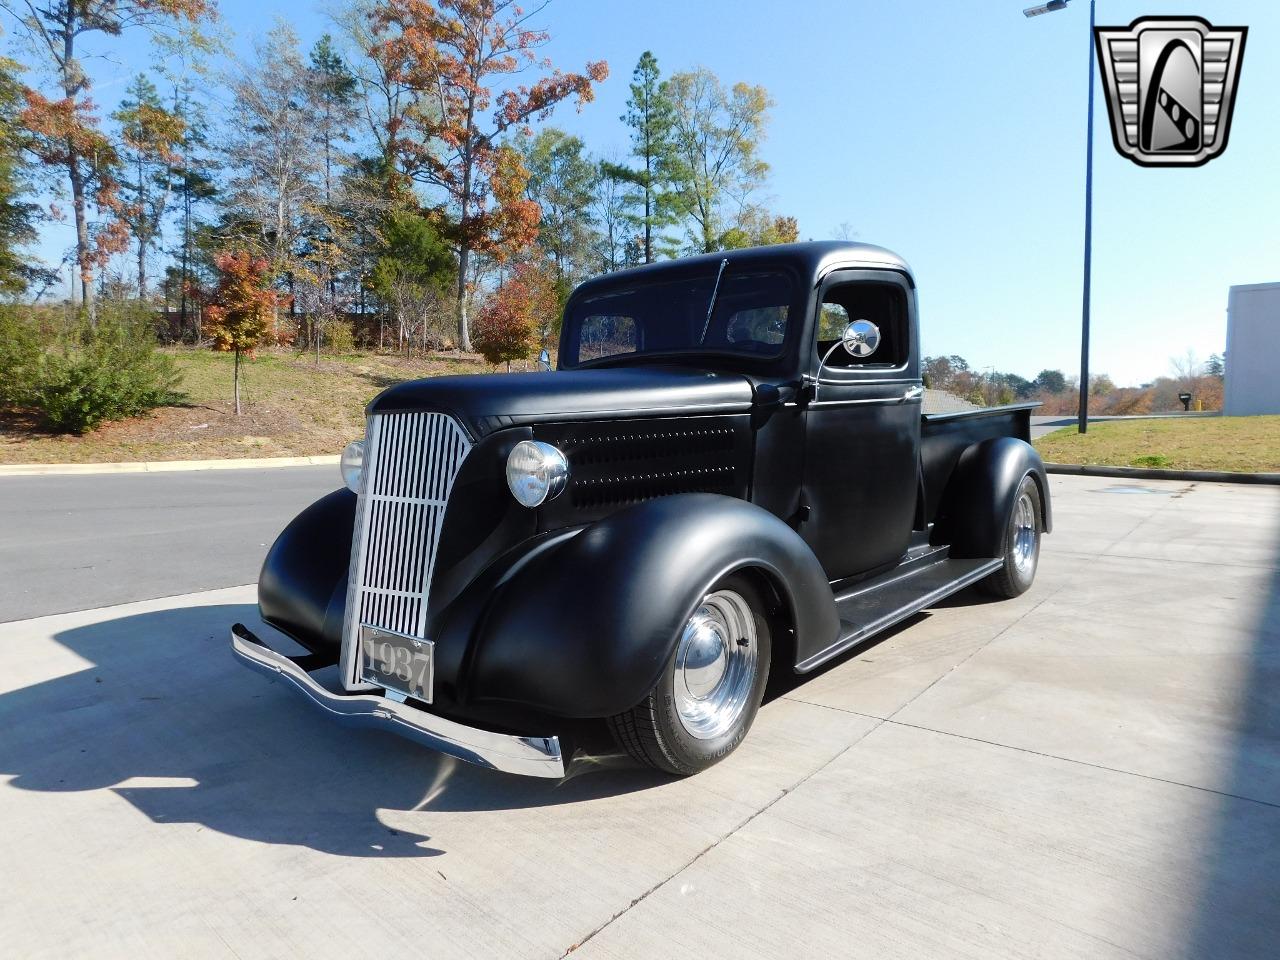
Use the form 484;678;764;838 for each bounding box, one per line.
608;573;772;775
978;474;1042;599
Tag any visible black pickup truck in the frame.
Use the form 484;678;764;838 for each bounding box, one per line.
232;241;1050;778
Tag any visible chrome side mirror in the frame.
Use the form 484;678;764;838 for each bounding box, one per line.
538;349;552;372
841;319;881;359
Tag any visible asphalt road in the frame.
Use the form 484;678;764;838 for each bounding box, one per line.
0;465;337;622
1;475;1277;959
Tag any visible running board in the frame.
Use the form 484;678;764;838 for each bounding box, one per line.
796;555;1003;673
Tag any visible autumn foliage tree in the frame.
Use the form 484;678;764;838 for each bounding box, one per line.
472;260;557;369
3;0;214;322
205;250;284;414
371;0;607;350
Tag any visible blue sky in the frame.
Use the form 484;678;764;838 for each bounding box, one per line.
12;0;1278;385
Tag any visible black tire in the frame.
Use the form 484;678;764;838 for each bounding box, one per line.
978;474;1042;599
608;573;772;776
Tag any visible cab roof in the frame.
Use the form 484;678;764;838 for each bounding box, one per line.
572;241;914;300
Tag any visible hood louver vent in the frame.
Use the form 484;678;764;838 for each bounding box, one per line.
533;416;751;523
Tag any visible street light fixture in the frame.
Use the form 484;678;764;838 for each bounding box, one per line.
1023;1;1069;17
1024;0;1095;435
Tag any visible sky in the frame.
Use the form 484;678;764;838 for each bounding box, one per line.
10;0;1279;386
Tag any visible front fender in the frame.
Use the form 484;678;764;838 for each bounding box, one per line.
258;488;353;657
939;437;1052;559
452;493;839;718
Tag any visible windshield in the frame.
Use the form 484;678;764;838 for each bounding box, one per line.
560;267;799;368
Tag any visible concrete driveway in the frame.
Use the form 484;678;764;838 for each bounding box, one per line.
1;475;1277;958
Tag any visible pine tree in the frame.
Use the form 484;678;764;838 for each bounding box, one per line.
605;52;681;263
170;84;218;341
0;56;48;295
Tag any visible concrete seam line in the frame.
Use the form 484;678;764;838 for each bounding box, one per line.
1046;463;1280;485
558;719;887;957
883;586;1065;725
781;697;1280;811
1097;480;1194;556
1052;549;1280;573
888;717;1280;812
0;455;340;477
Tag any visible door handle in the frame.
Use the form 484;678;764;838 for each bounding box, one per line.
903;384;924;402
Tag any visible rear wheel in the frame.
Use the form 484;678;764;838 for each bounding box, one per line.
608;573;772;775
978;474;1042;598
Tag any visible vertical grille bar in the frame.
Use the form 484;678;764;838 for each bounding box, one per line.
339;411;472;689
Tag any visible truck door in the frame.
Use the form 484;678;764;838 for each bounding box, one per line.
800;270;922;582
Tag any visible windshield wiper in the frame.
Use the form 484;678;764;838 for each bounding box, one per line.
698;258;730;345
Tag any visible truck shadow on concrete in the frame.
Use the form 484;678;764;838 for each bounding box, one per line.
0;603;664;859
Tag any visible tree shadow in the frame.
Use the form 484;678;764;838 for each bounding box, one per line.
0;604;665;859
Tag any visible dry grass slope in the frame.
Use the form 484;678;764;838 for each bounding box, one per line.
1035;416;1280;473
0;347;490;464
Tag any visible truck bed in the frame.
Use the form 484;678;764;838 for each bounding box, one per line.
920;403;1039;526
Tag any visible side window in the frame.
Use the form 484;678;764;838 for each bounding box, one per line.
579;314;638;362
817;282;908;370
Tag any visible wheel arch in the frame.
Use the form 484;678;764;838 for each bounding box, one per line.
454;493;839;718
936;436;1052;559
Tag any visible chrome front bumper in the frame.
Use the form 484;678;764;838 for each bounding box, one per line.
230;623;566;778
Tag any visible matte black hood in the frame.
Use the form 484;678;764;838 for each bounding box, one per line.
368;366;755;438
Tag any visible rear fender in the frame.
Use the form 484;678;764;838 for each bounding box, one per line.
450;493;839;718
937;437;1052;558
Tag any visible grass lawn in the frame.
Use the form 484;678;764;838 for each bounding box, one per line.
1035;416;1280;473
0;347;490;464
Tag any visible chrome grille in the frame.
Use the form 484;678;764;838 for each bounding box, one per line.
340;411;472;689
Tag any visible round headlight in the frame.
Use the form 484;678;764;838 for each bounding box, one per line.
341;439;365;493
506;440;569;508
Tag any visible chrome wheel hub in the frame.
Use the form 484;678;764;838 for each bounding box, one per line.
674;589;757;740
1012;490;1037;574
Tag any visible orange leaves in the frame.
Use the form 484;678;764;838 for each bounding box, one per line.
480;145;539;260
472;260;557;365
205;250;285;354
370;0;607;256
140;0;216;20
117;100;186;166
21;89;127;267
20;91;116;168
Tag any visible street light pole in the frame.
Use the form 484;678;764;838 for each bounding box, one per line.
1078;0;1095;434
1025;0;1096;434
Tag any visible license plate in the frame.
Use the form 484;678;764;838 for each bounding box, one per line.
360;626;434;703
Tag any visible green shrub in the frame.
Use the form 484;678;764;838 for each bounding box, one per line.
0;306;41;407
1130;454;1172;468
322;318;356;355
0;304;184;433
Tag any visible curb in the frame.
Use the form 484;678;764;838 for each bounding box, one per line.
0;455;340;477
1045;463;1280;486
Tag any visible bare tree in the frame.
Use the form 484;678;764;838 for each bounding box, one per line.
223;22;321;338
665;68;773;254
1170;349;1203;391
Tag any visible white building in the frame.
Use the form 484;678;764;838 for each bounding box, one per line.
1225;282;1280;416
